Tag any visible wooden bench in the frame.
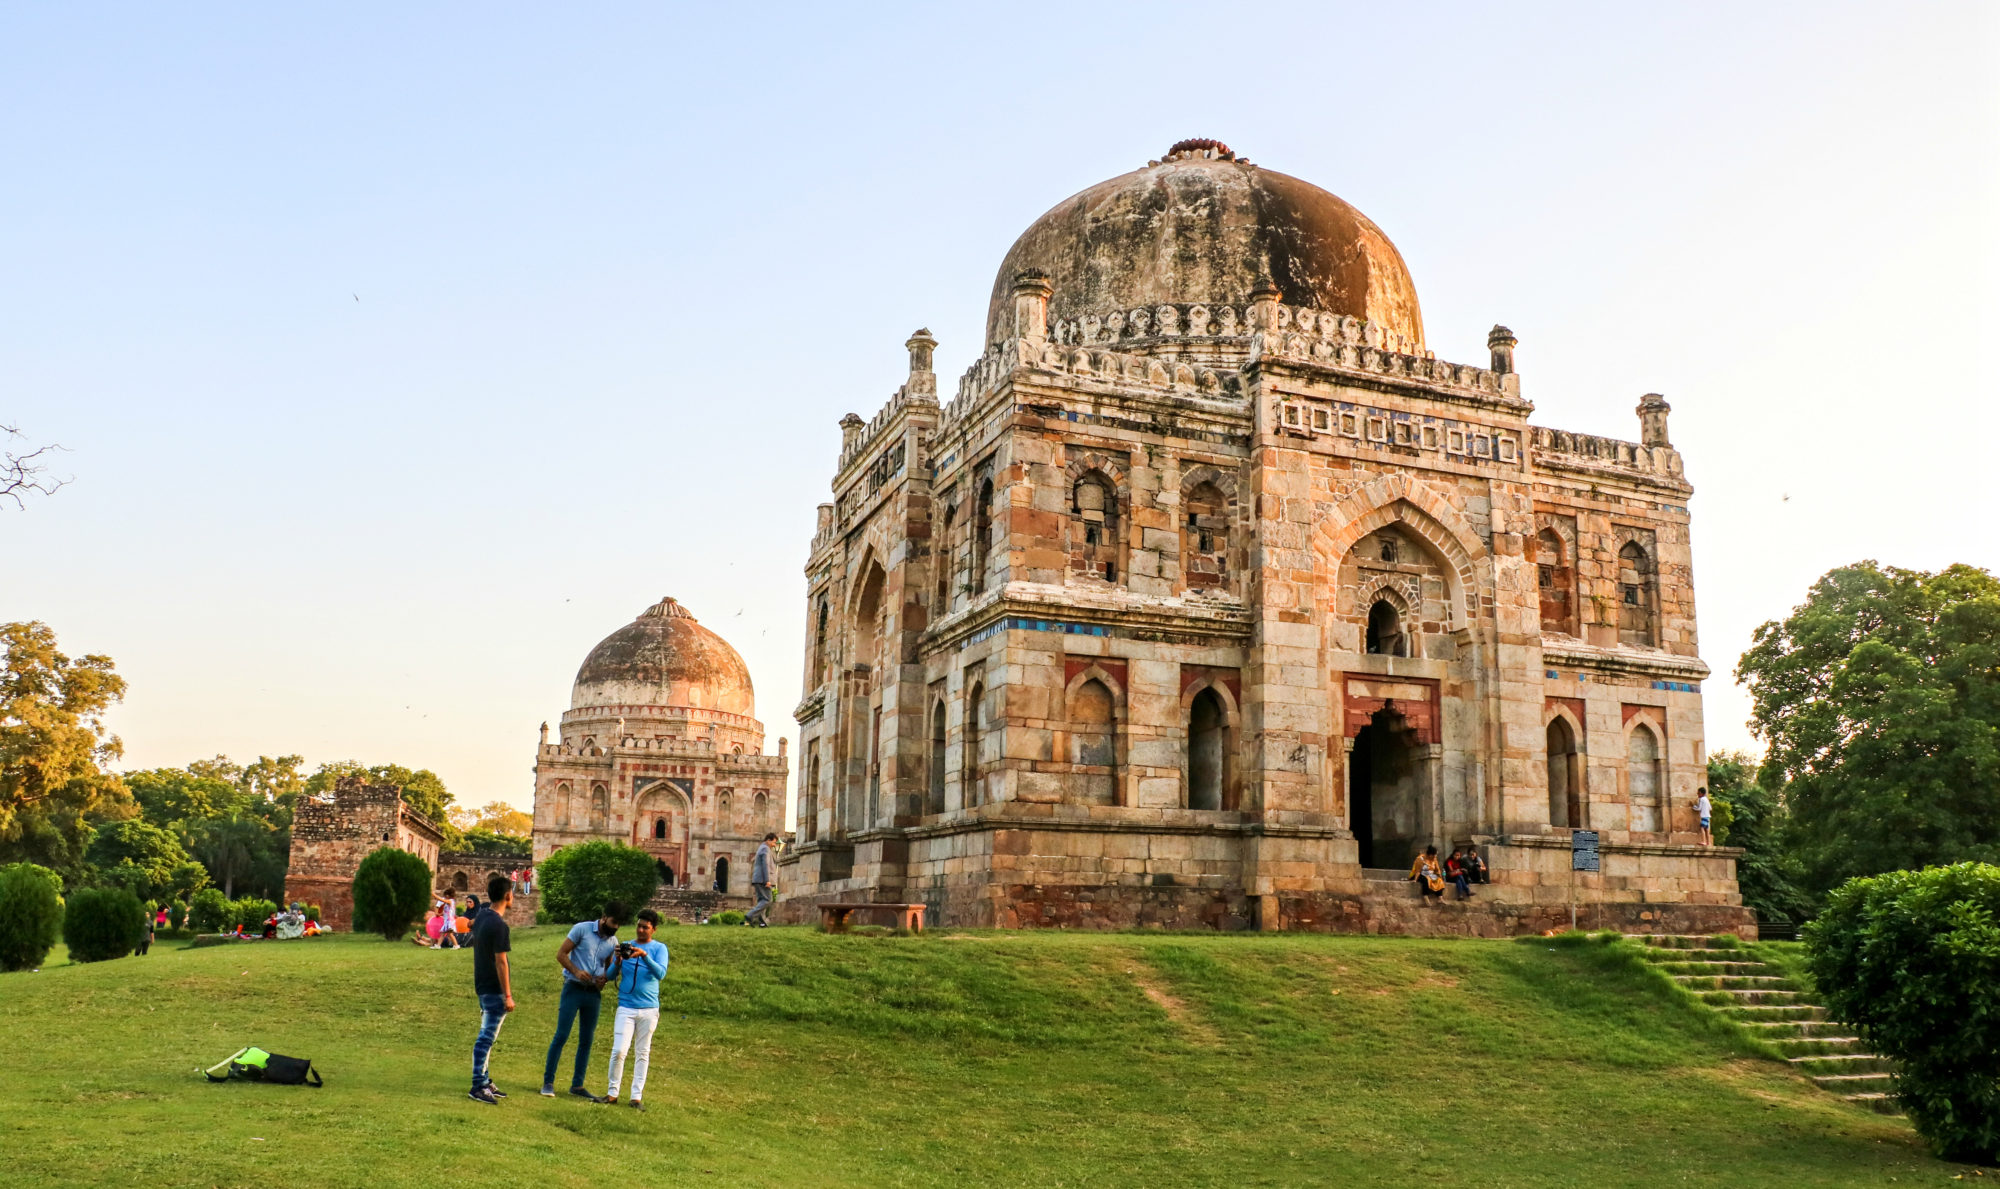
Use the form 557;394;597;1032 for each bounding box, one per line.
819;902;927;933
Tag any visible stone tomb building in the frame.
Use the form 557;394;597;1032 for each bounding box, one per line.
783;139;1748;937
531;596;789;911
285;774;444;931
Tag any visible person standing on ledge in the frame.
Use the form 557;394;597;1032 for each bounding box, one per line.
1696;787;1713;846
541;900;626;1099
468;875;515;1105
744;832;777;928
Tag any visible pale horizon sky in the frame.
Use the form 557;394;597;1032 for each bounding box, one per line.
3;3;1995;815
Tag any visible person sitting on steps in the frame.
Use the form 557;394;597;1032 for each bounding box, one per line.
1463;845;1489;885
1408;846;1447;903
1444;848;1474;900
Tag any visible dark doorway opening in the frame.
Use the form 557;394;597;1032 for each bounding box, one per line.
713;855;730;893
1349;708;1423;870
1187;688;1226;810
656;859;674;887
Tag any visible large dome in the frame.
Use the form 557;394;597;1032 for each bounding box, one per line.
571;596;756;717
985;139;1424;349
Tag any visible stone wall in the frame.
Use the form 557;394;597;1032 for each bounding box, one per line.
435;851;538;928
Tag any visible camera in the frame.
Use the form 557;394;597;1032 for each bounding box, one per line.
615;942;638;959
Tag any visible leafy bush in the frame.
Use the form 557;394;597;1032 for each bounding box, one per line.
0;862;65;971
187;887;231;932
711;910;746;926
350;847;432;940
303;903;320;923
536;842;658;925
167;901;187;931
232;897;278;929
63;886;146;962
1804;862;2000;1163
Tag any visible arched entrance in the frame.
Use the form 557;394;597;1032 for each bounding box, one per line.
1547;717;1582;828
1187;687;1227;810
1349;708;1425;870
713;855;730;893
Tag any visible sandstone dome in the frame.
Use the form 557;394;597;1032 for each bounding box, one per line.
570;596;756;718
985;139;1424;349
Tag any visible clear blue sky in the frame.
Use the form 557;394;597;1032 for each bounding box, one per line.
3;3;1994;812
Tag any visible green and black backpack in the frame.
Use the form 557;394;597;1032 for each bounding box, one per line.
202;1046;322;1087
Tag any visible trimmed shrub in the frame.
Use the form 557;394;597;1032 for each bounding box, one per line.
232;897;278;930
167;901;187;931
710;910;746;926
63;886;146;962
350;847;432;940
1804;862;2000;1164
536;841;658;925
187;887;231;932
0;862;65;971
303;903;320;923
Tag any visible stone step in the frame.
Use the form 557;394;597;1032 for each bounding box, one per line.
1670;973;1793;988
1816;1072;1897;1094
1843;1092;1903;1116
1739;1019;1852;1039
1638;934;1744;950
1696;989;1808;1007
1722;1003;1824;1022
1645;958;1773;975
1770;1035;1864;1055
1790;1053;1895;1076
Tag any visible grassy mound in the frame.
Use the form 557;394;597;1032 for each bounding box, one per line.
0;928;1947;1187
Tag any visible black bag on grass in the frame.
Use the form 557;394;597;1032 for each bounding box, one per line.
202;1046;323;1087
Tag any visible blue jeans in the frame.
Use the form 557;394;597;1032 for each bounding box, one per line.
543;981;602;1089
472;992;508;1091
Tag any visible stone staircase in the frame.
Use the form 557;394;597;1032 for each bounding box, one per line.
1636;935;1899;1115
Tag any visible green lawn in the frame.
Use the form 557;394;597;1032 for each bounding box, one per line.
0;926;1958;1188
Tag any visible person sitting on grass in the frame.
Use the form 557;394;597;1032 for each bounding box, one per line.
1444;848;1473;901
599;908;669;1111
415;906;442;946
1408;846;1446;903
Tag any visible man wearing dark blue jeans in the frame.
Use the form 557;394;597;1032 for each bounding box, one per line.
541;900;626;1098
468;874;515;1104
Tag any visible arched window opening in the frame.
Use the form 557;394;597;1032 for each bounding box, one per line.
1366;600;1407;657
1379;536;1400;563
590;782;609;828
556;781;572;829
936;506;957;609
965;683;985;807
1068;678;1117;806
713;855;730;893
653;817;667;840
803;753;820;842
812;597;829;685
1547;717;1582;828
1537;529;1576;636
973;479;994;593
1618;542;1658;647
1182;482;1228;591
453;871;468;891
753;791;767;823
928;700;947;816
1186;688;1226;811
1628;723;1662;832
1069;472;1121;583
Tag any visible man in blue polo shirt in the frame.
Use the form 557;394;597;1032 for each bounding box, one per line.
540;899;626;1099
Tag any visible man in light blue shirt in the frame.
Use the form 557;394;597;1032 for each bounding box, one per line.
540;899;627;1098
599;908;669;1110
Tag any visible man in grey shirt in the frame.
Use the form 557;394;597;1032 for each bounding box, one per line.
744;833;776;928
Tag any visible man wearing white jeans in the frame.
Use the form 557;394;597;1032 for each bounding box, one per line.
600;908;669;1110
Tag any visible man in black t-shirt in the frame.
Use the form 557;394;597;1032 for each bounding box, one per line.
468;874;515;1104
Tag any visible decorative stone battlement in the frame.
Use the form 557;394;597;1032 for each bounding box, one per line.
944;337;1245;429
1531;426;1685;481
1254;305;1518;401
836;386;935;477
538;737;785;767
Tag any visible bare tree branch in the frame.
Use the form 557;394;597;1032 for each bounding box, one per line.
0;424;70;509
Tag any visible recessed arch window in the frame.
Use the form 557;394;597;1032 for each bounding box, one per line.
1628;722;1663;832
1182;481;1228;591
1366;600;1407;657
928;699;947;816
973;478;994;593
1547;716;1582;828
1618;542;1658;647
1537;529;1576;636
936;504;957;609
1070;471;1120;583
965;682;985;806
1186;687;1227;811
1067;678;1117;806
652;817;667;840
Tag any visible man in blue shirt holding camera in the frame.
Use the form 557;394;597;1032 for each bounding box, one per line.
541;899;627;1098
599;908;669;1110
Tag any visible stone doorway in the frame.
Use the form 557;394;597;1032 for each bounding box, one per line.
1349;708;1425;870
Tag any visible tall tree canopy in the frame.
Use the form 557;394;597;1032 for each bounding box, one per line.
0;622;133;881
305;761;454;828
1704;750;1813;925
1738;562;2000;897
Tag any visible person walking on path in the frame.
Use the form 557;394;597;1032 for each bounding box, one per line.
138;915;154;955
541;900;626;1099
744;832;777;928
468;874;515;1105
599;909;669;1110
1696;787;1713;846
438;896;460;950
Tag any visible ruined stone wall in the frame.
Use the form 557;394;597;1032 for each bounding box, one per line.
283;776;442;931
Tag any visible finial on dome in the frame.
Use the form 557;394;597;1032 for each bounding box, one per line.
640;596;695;621
1165;138;1235;161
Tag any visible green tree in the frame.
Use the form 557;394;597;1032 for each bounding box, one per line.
62;885;145;962
187;886;230;932
306;761;456;837
0;622;135;883
0;861;64;971
536;841;657;924
1804;863;2000;1163
165;859;209;901
85;819;189;901
458;827;532;856
349;846;432;940
186;811;278;900
124;766;243;826
1738;562;2000;898
1705;751;1813;925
